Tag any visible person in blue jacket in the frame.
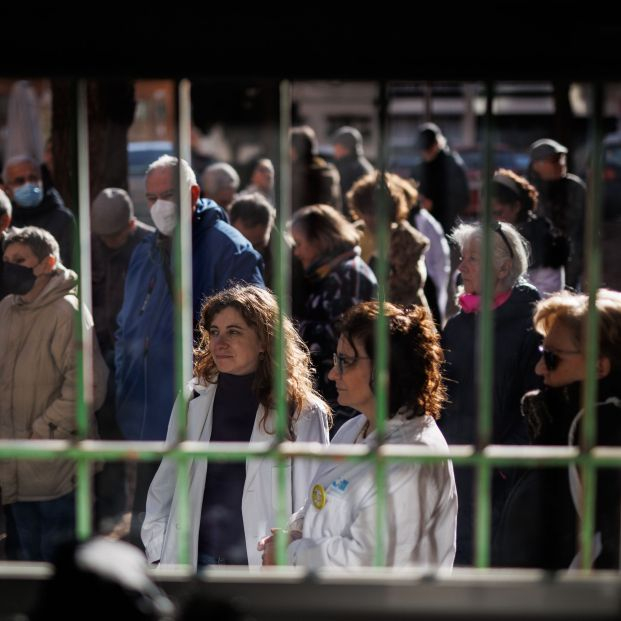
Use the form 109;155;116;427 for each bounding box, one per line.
114;154;264;546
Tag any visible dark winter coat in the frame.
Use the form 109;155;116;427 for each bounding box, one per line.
114;199;265;441
11;188;75;268
494;376;621;569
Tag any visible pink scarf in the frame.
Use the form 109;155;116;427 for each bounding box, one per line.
458;290;512;313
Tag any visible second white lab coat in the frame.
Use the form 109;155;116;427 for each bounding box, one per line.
287;413;458;568
142;379;330;568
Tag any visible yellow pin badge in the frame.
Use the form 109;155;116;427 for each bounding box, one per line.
312;483;327;510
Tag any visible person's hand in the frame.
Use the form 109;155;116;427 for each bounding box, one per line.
257;528;301;565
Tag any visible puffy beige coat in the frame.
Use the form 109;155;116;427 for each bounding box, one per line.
0;268;108;504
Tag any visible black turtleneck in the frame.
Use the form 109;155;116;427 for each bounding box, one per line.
198;372;259;564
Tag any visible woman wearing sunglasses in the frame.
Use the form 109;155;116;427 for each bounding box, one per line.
259;300;458;568
494;289;621;569
440;221;542;565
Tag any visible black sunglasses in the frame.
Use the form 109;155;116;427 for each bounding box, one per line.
538;345;581;371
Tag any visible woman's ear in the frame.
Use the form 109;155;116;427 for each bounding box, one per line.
38;254;56;275
597;356;611;379
497;259;511;280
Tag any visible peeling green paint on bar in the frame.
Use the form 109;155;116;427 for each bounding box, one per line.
474;82;496;569
275;80;293;566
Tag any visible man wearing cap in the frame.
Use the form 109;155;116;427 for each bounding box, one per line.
412;122;469;233
528;138;586;288
91;188;154;358
332;126;373;207
90;187;154;532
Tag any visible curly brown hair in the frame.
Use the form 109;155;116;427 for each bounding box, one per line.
338;301;446;419
346;170;410;223
194;285;330;433
492;168;539;220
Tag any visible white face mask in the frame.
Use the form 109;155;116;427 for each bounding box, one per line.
150;199;177;236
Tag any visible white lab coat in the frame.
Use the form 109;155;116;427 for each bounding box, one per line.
142;379;330;568
287;413;458;568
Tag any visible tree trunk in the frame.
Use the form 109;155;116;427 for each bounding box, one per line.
51;80;135;213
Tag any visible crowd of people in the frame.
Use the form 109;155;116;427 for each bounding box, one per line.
1;118;620;574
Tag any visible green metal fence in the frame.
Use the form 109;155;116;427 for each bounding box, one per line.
0;78;611;573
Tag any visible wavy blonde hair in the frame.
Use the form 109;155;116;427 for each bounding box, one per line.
534;288;621;375
194;284;330;433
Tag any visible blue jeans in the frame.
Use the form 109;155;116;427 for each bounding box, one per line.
7;491;76;562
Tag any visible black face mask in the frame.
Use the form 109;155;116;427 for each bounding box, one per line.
1;261;38;295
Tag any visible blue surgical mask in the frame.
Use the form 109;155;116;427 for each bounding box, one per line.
13;182;43;208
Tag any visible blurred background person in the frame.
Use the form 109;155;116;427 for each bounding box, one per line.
0;226;108;561
201;161;240;212
260;301;457;568
348;171;429;309
2;154;75;268
142;285;330;569
230;192;276;287
491;168;569;297
528;138;586;289
412;122;469;233
90;187;154;533
494;289;621;569
290;125;340;212
290;204;377;435
440;221;542;565
332;126;373;209
396;175;450;327
240;157;275;204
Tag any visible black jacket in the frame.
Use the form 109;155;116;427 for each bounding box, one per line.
11;189;76;268
440;282;542;445
494;376;621;569
413;148;469;233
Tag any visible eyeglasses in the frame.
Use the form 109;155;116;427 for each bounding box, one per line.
332;352;371;376
494;222;514;259
538;345;581;371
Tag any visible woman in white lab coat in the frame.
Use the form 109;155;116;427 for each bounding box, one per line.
260;301;458;568
142;285;330;569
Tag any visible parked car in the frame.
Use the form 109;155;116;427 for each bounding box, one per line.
455;145;530;217
127;140;174;222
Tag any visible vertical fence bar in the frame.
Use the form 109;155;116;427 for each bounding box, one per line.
173;78;193;565
372;80;390;566
474;80;495;568
275;79;292;565
580;80;604;570
75;79;93;541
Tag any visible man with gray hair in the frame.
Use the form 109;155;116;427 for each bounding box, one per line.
2;154;75;267
201;161;240;211
114;155;264;547
230;192;276;285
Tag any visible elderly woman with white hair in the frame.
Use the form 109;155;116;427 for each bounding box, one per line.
439;221;542;565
